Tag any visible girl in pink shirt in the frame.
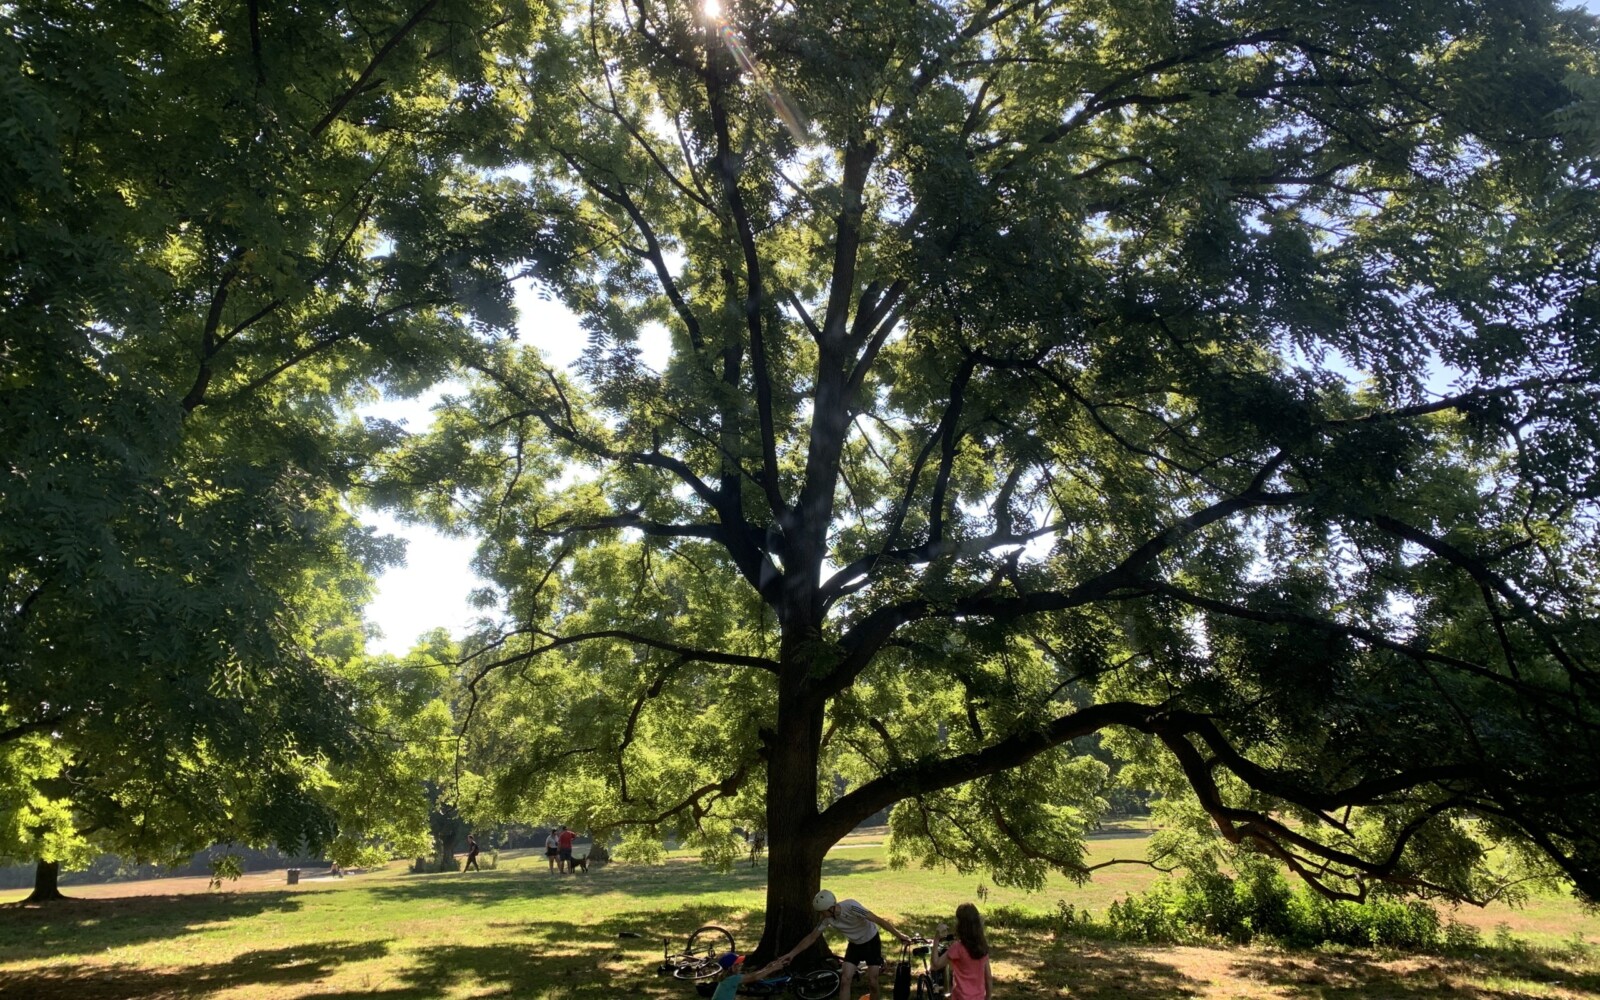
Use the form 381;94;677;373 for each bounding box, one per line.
931;903;992;1000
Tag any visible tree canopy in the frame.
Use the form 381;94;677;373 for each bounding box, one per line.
381;0;1600;956
0;0;548;896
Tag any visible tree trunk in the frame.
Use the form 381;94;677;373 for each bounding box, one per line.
755;818;830;963
752;677;829;962
24;859;65;903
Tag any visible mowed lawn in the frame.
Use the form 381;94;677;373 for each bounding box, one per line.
1;827;1597;999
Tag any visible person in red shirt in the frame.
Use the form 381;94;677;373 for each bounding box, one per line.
556;825;577;873
930;903;991;1000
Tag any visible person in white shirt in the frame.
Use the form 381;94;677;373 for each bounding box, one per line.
778;889;912;1000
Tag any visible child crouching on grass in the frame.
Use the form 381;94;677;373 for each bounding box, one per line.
712;952;791;1000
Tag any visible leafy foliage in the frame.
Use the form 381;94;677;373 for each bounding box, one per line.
1104;851;1447;950
0;0;548;882
386;0;1600;949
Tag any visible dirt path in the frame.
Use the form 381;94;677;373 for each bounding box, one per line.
0;866;368;903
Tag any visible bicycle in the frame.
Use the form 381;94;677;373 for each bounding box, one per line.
731;958;848;999
897;935;948;1000
658;924;737;981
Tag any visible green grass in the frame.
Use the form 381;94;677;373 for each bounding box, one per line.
1;829;1596;999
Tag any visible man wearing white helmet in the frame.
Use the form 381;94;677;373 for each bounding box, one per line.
777;888;912;1000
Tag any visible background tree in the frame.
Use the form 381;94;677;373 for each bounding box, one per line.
0;0;556;899
322;633;465;872
406;0;1598;960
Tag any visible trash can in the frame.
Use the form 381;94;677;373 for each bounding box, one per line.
286;868;301;885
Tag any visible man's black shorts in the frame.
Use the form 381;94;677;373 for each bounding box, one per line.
843;934;885;969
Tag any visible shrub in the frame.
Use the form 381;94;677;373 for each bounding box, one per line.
1175;868;1246;938
1100;867;1440;951
983;904;1057;932
1285;892;1439;949
1052;899;1091;937
1235;855;1294;940
1442;916;1481;952
410;856;464;873
1107;879;1187;943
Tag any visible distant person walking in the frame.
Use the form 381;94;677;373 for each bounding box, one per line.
557;825;577;873
464;834;480;872
545;829;560;873
930;903;991;1000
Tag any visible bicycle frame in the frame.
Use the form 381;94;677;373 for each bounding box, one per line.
899;936;948;999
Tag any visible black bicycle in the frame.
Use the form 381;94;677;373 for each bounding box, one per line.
898;935;948;1000
732;961;843;999
659;924;737;981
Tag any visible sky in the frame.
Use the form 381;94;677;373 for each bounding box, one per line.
359;2;1600;655
359;286;669;655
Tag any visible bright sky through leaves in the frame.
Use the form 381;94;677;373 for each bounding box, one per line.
360;286;669;655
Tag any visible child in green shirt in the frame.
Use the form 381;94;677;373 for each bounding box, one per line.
712;953;791;1000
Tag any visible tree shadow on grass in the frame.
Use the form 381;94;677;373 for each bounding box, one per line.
0;892;304;962
363;855;876;908
487;900;762;953
1229;948;1600;998
302;921;1202;1000
0;940;387;1000
1008;935;1202;999
297;918;774;1000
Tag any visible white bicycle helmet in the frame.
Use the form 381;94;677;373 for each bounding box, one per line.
812;889;837;911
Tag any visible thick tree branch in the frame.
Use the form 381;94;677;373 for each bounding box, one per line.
1329;374;1594;425
1367;513;1592;685
617;657;691;803
180;258;243;412
1147;581;1588;720
0;715;70;746
463;627;779;697
565;150;709;353
308;0;445;140
818;701;1162;843
828;480;1305;693
604;760;754;830
706;45;786;519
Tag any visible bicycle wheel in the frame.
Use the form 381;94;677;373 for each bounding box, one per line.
672;957;723;981
685;924;737;961
791;969;840;1000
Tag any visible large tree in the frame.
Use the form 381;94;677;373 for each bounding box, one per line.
388;0;1600;957
0;0;552;899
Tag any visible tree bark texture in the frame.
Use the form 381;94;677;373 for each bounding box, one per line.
753;659;830;961
24;859;65;903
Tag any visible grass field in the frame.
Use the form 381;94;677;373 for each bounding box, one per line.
1;827;1596;999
